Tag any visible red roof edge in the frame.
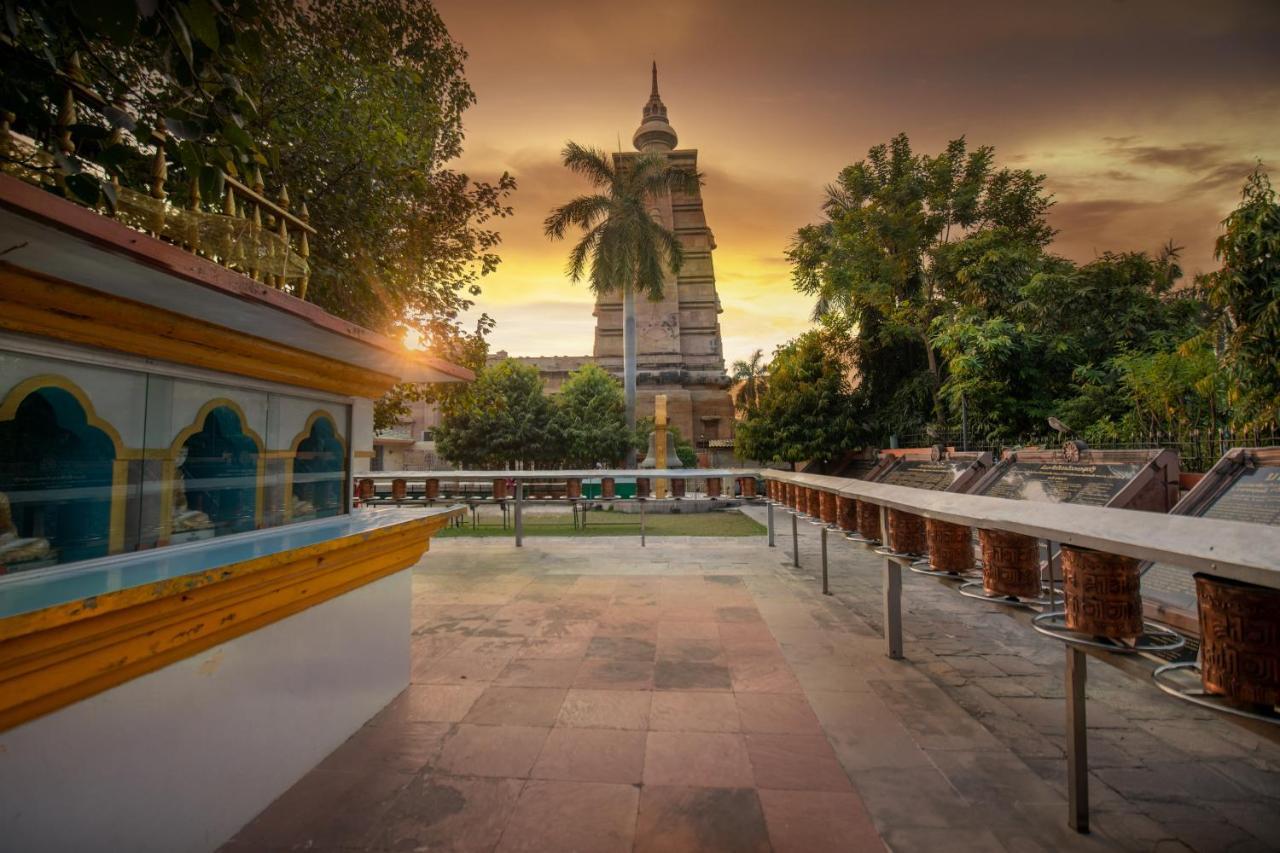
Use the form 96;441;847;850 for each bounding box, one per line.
0;173;473;383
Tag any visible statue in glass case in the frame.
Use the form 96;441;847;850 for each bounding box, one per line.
171;447;214;542
0;491;54;569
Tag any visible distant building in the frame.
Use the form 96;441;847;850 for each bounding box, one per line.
375;65;737;469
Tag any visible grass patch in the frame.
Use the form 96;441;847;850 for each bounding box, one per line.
438;508;765;538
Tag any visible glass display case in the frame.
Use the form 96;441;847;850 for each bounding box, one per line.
0;350;350;576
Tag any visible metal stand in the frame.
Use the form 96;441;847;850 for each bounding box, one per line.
767;501;775;547
639;498;646;547
957;581;1062;610
908;557;981;581
1152;662;1280;725
1066;646;1089;833
821;526;831;596
1031;613;1185;654
791;511;799;567
514;481;523;547
884;556;903;660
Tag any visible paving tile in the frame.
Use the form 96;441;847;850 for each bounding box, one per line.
230;767;410;850
404;684;488;723
462;686;567;726
436;725;550;778
654;659;733;690
759;788;884;853
649;691;740;732
414;654;510;685
735;692;823;734
656;636;728;662
574;658;655;690
517;637;591;659
537;619;598;638
634;786;771;853
643;731;754;787
316;720;451;776
717;621;777;645
497;780;638;853
373;773;524;852
556;688;651;730
656;620;721;640
586;635;658;660
530;727;647;783
493;658;580;688
729;657;803;693
926;748;1063;805
744;733;852;791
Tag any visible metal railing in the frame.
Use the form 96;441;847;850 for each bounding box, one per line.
760;469;1280;834
356;468;765;547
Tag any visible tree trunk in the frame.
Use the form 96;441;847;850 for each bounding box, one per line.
623;284;638;468
921;329;943;423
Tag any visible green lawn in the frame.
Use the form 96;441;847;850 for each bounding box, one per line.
437;508;765;538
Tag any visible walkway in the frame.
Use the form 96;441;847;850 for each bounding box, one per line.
221;512;1280;852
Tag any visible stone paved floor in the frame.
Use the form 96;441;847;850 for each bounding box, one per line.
223;510;1280;852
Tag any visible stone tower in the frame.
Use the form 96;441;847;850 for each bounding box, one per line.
592;65;734;448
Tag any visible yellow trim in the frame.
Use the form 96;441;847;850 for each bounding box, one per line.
0;512;457;732
0;263;401;398
160;398;267;546
0;374;132;554
282;410;348;524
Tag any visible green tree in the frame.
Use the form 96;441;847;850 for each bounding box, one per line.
554;365;633;467
436;360;556;468
734;327;858;469
789;134;1053;433
544;142;701;466
249;0;515;427
731;348;767;413
2;0;267;208
1200;167;1280;429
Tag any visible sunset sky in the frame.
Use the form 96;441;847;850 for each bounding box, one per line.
433;0;1279;366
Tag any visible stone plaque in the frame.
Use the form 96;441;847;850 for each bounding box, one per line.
880;459;970;491
974;462;1143;507
1143;465;1280;617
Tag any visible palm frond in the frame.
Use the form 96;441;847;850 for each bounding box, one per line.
560;142;616;187
544;194;612;240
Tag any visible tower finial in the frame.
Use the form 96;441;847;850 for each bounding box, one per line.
633;62;677;152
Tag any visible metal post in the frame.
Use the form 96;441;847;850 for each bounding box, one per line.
640;498;646;547
791;511;799;568
514;480;523;547
767;499;775;547
884;557;903;659
821;525;831;595
1067;646;1090;833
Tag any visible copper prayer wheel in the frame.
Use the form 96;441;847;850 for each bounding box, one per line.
707;477;722;498
1196;575;1280;707
424;478;440;500
855;500;881;541
1061;545;1143;639
671;478;686;498
925;519;973;574
636;477;650;498
766;480;777;501
800;487;814;515
887;509;927;555
836;496;857;532
979;529;1041;599
357;478;375;500
601;477;616;499
566;478;582;500
787;483;798;509
391;478;407;500
819;490;837;525
491;478;508;500
741;477;757;498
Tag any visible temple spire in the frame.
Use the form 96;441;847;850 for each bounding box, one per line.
633;62;677;152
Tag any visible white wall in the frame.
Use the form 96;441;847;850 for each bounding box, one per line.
0;569;411;853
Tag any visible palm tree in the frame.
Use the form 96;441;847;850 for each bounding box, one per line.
545;141;700;466
732;348;767;413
